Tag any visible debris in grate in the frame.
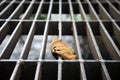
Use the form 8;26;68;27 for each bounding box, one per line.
51;38;76;60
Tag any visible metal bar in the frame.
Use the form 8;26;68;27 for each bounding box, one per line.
100;0;120;45
69;0;87;80
101;62;111;80
93;0;111;20
10;60;22;80
77;0;102;60
58;0;62;40
0;0;6;5
19;22;35;59
0;24;22;59
34;62;42;80
19;0;44;59
57;0;62;80
113;23;120;44
0;0;7;13
6;0;25;19
38;0;53;60
89;3;98;20
9;1;36;80
86;0;117;80
69;0;83;59
1;59;120;63
96;0;120;59
100;24;120;59
0;0;25;44
96;0;120;43
35;0;53;80
58;60;62;80
0;1;15;18
0;22;9;44
116;0;120;5
0;0;15;16
106;0;120;20
97;1;120;41
0;0;24;43
0;0;33;59
77;1;112;80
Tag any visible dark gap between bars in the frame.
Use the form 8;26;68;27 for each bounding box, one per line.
89;21;112;60
82;3;93;20
37;3;49;20
41;62;58;80
105;62;120;80
84;62;103;80
76;21;94;60
0;21;19;54
72;3;83;21
89;1;110;20
0;62;16;80
12;3;30;19
116;20;120;28
101;2;120;20
24;3;39;19
102;21;120;50
111;2;120;11
27;21;45;60
0;2;9;13
0;3;19;19
10;21;32;59
0;20;5;28
62;62;80;80
20;62;37;80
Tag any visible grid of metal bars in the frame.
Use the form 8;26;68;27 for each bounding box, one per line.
0;0;120;80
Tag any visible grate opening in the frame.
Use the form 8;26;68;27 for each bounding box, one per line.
62;62;80;80
27;3;39;19
0;2;9;13
72;3;83;21
0;36;10;53
0;62;16;80
13;3;30;19
0;21;5;28
102;21;120;50
41;62;58;80
0;3;20;19
116;21;120;28
76;22;93;59
92;3;99;14
111;2;120;11
0;21;18;51
90;3;110;20
0;21;31;59
10;36;27;59
84;62;102;80
62;3;70;14
20;62;37;80
101;2;120;20
27;21;45;59
105;62;120;80
82;3;93;20
89;22;112;60
95;36;112;60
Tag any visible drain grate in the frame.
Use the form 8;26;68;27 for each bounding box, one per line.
0;0;120;80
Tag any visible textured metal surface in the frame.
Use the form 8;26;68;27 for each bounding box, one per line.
0;0;120;80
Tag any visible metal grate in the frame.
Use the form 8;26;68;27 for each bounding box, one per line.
0;0;120;80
